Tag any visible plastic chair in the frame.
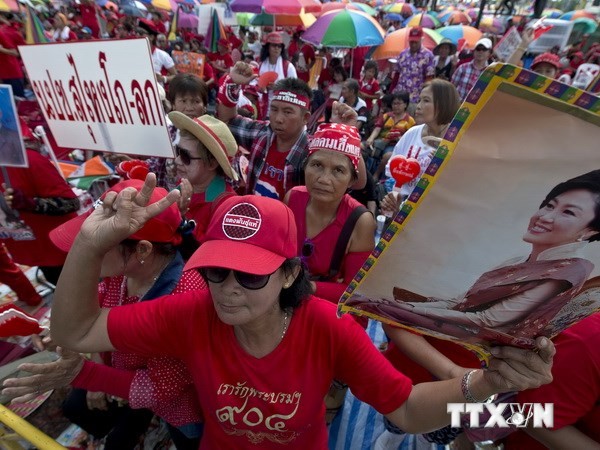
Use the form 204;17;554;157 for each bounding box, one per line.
572;63;600;90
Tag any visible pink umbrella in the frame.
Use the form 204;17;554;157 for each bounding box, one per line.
230;0;322;15
178;11;199;28
479;16;504;34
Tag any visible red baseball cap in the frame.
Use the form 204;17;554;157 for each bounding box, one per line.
218;38;230;48
408;27;423;42
50;180;183;252
185;195;297;275
531;52;561;70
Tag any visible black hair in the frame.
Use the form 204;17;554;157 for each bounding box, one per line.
332;65;348;81
363;60;378;77
279;258;312;309
540;170;600;242
272;77;313;102
260;43;288;63
167;73;208;106
391;91;410;106
381;93;394;109
120;239;177;258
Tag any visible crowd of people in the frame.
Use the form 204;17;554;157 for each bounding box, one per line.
0;1;599;449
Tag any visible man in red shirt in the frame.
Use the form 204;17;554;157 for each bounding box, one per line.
288;30;315;84
0;13;25;98
208;38;234;79
77;0;101;38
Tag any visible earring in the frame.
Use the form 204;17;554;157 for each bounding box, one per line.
283;283;290;289
140;259;145;265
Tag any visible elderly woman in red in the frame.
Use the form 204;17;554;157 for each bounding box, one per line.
3;179;205;449
284;123;376;305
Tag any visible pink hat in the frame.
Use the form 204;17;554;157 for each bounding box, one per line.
50;180;183;252
531;52;561;70
408;27;423;42
185;196;297;275
266;32;284;45
308;123;362;171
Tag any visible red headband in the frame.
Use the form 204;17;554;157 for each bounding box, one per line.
272;90;310;110
308;123;361;170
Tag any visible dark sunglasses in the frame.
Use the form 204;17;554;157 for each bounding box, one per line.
175;145;204;165
200;267;273;290
474;47;489;52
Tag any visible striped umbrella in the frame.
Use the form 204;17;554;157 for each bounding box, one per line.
382;3;414;16
319;2;377;16
23;4;49;44
0;0;18;12
372;27;443;60
560;10;596;21
205;7;226;52
437;25;482;48
230;0;322;15
436;6;457;23
465;8;479;20
302;9;384;48
405;13;441;29
445;11;471;25
251;11;316;27
478;16;504;34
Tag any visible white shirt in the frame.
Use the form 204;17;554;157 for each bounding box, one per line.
152;47;175;74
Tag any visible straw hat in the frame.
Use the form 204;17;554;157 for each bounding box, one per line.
168;112;239;181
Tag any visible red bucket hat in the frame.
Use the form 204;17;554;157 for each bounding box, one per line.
185;195;297;275
266;32;283;45
50;179;183;252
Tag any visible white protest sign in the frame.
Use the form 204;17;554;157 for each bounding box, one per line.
18;39;173;158
494;26;522;62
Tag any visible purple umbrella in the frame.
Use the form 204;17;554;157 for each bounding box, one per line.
179;11;199;28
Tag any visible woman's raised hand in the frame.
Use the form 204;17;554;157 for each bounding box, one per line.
77;173;180;255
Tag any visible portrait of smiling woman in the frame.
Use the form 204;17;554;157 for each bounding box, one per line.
347;169;600;347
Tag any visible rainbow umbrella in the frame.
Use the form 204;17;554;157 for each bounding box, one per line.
372;27;443;59
382;3;414;16
230;0;322;15
302;9;384;48
436;6;457;23
465;8;479;20
542;8;563;19
405;13;441;29
251;11;316;27
438;25;482;48
0;0;18;12
478;16;504;34
236;12;255;26
572;17;598;34
560;10;596;21
23;4;49;43
444;11;471;25
348;2;377;16
205;8;226;52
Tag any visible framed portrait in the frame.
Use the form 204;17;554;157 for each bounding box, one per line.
339;64;600;358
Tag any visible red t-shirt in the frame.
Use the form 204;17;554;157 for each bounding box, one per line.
503;313;600;448
108;293;413;449
78;3;100;38
0;24;25;79
254;140;288;199
1;149;78;266
359;77;380;111
208;52;234;76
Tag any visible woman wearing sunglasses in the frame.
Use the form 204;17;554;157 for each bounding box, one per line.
3;179;205;449
50;174;555;450
168;111;239;244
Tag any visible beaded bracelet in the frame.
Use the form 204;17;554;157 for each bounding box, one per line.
461;369;481;403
